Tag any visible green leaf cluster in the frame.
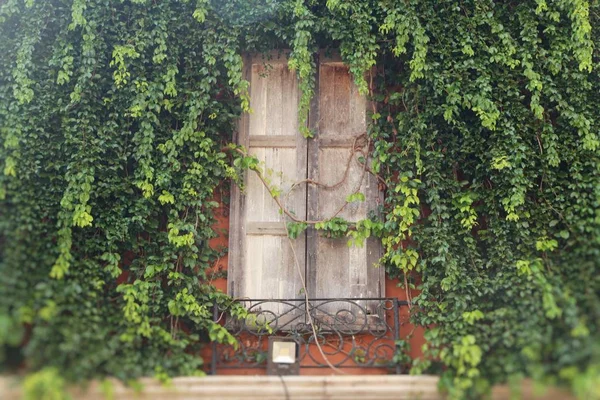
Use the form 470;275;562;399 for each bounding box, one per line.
0;0;250;382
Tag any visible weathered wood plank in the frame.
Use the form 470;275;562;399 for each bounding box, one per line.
230;54;306;312
317;60;335;137
246;221;288;236
228;54;252;299
248;64;267;136
318;137;361;148
333;64;351;136
266;63;283;136
248;135;296;148
306;52;321;299
308;59;384;304
281;56;299;137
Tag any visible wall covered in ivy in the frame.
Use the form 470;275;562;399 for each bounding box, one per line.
0;1;598;399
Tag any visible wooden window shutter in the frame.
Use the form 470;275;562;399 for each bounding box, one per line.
229;52;384;303
306;55;384;302
228;53;307;301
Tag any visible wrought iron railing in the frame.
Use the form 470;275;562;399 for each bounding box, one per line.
211;298;409;374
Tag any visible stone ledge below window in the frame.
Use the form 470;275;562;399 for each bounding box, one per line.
0;375;576;400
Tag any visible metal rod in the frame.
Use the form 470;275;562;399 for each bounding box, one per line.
211;302;218;375
393;299;401;375
233;297;398;302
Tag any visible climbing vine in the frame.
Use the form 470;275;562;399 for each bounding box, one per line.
0;1;599;399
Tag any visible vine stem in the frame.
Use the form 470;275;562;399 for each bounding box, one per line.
403;272;413;311
234;133;373;226
284;218;346;374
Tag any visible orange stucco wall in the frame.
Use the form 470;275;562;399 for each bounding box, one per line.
205;190;425;375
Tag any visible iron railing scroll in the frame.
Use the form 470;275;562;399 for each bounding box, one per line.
211;298;409;375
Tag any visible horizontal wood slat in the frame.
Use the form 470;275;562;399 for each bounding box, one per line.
246;221;288;236
249;136;367;148
248;135;297;148
319;136;366;148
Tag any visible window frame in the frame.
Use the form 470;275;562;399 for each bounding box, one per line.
228;51;384;302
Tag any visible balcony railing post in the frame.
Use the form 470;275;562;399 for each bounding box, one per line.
393;298;401;374
211;302;218;375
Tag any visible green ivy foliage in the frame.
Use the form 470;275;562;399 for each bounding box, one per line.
0;0;248;382
0;1;599;399
368;2;600;398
